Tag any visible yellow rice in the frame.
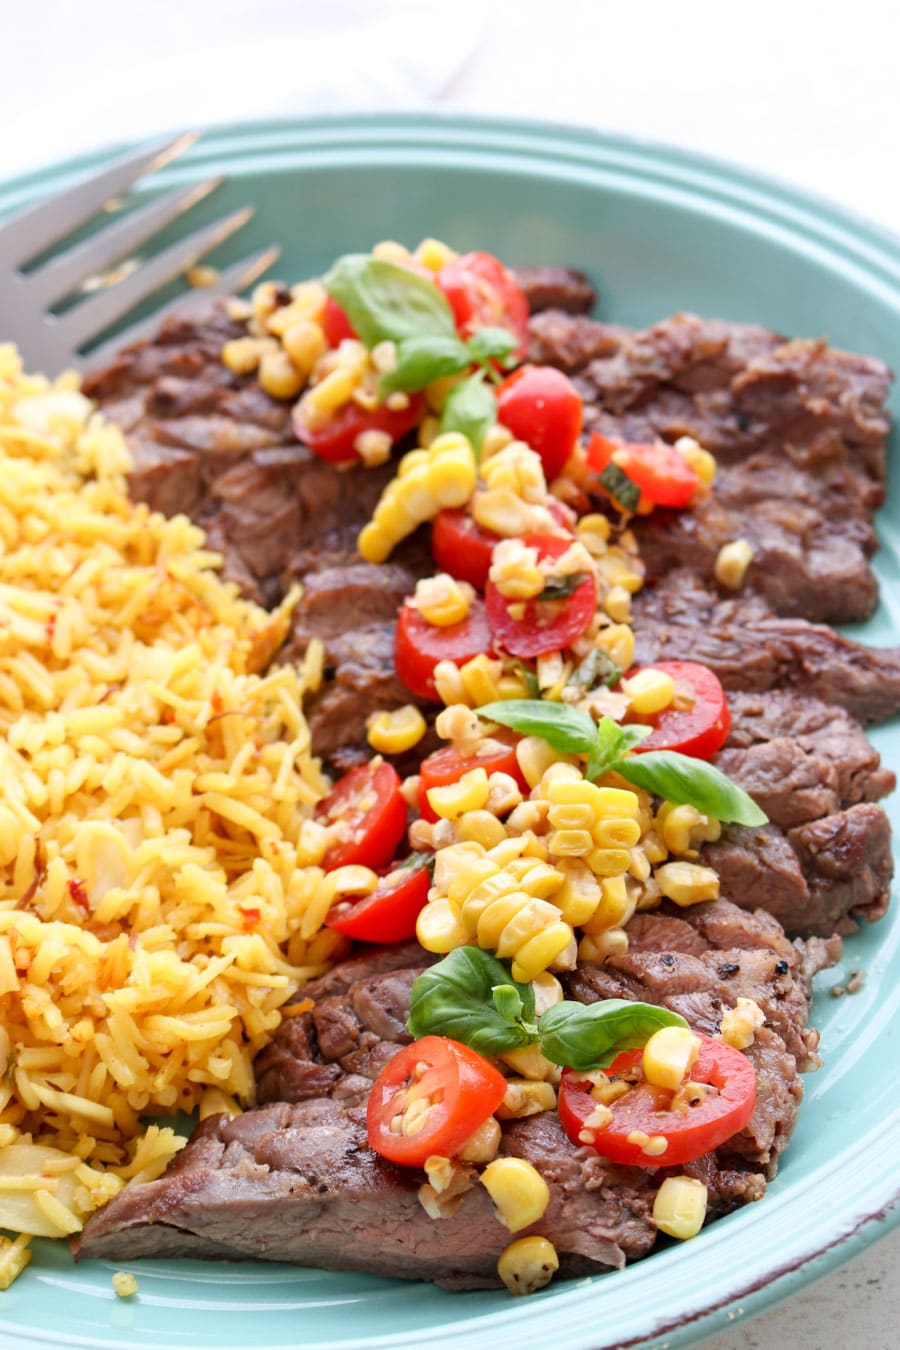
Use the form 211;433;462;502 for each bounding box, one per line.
0;344;345;1277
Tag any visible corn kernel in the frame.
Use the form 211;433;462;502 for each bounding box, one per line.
511;922;576;982
427;768;490;820
373;240;412;262
621;668;676;716
258;348;306;400
418;414;441;447
719;996;765;1050
413;573;473;627
112;1271;138;1298
642;1027;701;1091
473;488;542;537
595;623;635;670
358;522;392;564
604;584;632;623
548;780;640;819
553;859;602;926
366;704;427;754
434;660;469;706
674;435;717;486
715;538;754;590
416;897;470;953
458;1116;502;1163
458;810;508;851
414;236;458;270
531;971;564;1015
500;1044;558;1081
481;1157;550;1231
221;336;277;376
460;654;502;706
480;422;515;461
658;803;721;855
306;365;360;416
655;861;720;906
652;1176;708;1240
497;1235;559;1295
577;513;612;543
548;828;593;857
489;539;545;600
496;1079;557;1120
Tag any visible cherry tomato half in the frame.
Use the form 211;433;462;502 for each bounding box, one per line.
394;596;494;702
486;533;596;659
627;660;731;760
418;734;529;823
326;856;431;943
496;365;583;481
586;433;700;509
430;509;500;591
437;252;530;360
558;1033;756;1168
316;761;408;871
321;295;357;347
294;393;423;465
367;1036;507;1167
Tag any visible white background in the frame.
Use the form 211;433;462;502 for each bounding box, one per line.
1;0;897;1344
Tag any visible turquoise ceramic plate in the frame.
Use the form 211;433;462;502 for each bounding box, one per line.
0;115;898;1350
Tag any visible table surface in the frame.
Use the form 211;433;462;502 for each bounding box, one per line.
1;1;898;1344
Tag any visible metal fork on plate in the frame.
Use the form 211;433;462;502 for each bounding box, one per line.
0;132;278;372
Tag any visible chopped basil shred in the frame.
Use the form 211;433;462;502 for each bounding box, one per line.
537;571;592;602
597;461;640;513
570;647;622;691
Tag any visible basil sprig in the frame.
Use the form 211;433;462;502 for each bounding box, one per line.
439;372;498;456
476;700;767;826
538;999;689;1072
408;947;538;1055
407;950;689;1069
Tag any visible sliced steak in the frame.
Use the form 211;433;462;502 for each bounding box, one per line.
530;310;892;623
80;899;830;1279
512;265;596;315
632;570;900;724
715;691;895;827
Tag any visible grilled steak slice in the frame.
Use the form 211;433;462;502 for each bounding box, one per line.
530;310;892;623
715;691;895;828
632;570;900;724
512;265;596;315
79;899;832;1279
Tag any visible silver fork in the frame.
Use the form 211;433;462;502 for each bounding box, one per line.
0;132;279;372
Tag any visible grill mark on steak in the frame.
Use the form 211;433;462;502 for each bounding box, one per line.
530;309;892;623
76;900;834;1278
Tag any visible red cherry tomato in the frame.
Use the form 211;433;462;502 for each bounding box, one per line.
321;295;357;347
394;596;494;702
367;1036;507;1167
496;365;583;481
437;252;530;360
294;393;423;466
418;734;529;823
326;856;431;943
627;660;731;760
430;509;500;591
586;433;700;509
316;761;408;871
558;1033;756;1168
486;533;596;659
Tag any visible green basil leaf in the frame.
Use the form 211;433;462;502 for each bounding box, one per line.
538;571;591;602
439;373;497;456
466;326;517;364
538;999;689;1071
512;660;540;698
476;699;597;755
570;647;622;692
597;462;640;513
323;254;456;347
612;750;768;826
379;334;470;396
492;983;524;1023
407;948;537;1056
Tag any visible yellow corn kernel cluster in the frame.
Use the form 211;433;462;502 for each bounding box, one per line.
593;621;635;671
411;573;474;627
359;433;478;563
427;768;490;820
417;838;575;982
497;1235;559;1295
481;441;548;504
544;776;641;870
656;802;721;856
481;1157;550;1231
433;653;506;707
222;279;330;399
652;1176;708;1240
366;704;427;755
489;539;545;600
718;996;766;1050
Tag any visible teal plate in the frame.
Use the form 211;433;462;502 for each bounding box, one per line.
0;114;898;1350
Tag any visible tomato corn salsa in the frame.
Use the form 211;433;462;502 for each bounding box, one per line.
224;240;768;1295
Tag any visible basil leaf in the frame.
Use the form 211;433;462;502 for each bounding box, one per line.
512;660;540;698
407;948;537;1055
597;462;640;513
379;335;470;396
492;984;524;1023
538;999;689;1072
570;647;622;691
538;571;591;602
612;750;768;826
619;724;654;752
466;326;517;365
439;373;497;456
476;699;597;754
323;255;456;347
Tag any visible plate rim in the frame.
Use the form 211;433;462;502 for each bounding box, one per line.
0;110;898;1350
